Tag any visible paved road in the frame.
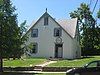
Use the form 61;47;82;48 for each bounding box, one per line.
8;71;66;73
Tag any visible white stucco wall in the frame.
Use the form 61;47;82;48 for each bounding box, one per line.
25;15;81;59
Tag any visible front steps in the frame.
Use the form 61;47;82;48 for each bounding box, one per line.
34;66;42;71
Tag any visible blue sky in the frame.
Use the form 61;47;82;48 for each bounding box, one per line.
11;0;100;26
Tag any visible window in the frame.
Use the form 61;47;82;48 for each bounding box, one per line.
54;28;62;37
87;62;97;68
31;29;38;37
44;17;48;25
32;43;38;53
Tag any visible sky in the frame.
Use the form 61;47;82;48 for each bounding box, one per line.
11;0;100;26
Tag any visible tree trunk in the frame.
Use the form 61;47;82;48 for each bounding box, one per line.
0;57;3;72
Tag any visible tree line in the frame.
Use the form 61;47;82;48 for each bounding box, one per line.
70;3;100;56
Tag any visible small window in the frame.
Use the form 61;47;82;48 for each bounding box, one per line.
31;43;38;53
54;28;62;37
31;29;38;37
44;17;48;25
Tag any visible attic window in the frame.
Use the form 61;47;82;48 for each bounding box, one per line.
44;17;48;25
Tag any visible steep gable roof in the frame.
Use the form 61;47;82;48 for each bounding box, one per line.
57;18;78;38
24;12;78;38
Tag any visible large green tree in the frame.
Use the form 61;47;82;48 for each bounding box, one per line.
0;0;25;72
70;3;100;56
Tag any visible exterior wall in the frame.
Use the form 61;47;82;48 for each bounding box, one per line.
73;33;81;58
25;15;81;59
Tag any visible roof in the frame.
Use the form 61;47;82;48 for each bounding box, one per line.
24;12;78;38
57;18;78;38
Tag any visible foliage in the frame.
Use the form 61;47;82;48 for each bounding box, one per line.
0;0;28;59
20;20;27;35
70;3;100;56
97;9;100;18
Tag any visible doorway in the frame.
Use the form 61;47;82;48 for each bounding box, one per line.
55;44;63;58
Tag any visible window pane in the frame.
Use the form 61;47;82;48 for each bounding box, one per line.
56;29;60;36
54;28;62;37
32;43;38;53
87;62;97;68
44;17;48;25
98;62;100;67
31;29;38;37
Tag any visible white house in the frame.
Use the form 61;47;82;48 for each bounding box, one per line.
24;11;81;59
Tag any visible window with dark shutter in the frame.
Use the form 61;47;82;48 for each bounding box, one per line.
31;29;38;37
54;28;62;37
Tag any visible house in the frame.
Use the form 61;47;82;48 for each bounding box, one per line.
24;10;81;59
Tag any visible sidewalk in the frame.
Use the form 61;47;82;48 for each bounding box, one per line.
8;71;66;74
35;61;57;67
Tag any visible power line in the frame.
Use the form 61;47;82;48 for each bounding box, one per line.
92;0;98;14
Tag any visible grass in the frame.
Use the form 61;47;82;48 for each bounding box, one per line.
47;56;100;67
3;56;100;67
3;58;46;67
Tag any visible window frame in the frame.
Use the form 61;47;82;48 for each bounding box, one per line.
86;61;98;68
31;29;38;37
31;43;38;54
44;17;48;25
54;28;62;37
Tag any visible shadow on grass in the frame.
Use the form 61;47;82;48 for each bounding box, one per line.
64;56;95;61
80;56;95;59
0;72;42;75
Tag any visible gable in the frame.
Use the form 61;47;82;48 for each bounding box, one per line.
24;12;78;38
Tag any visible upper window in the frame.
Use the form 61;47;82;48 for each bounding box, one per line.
31;29;38;37
31;43;38;54
54;28;62;37
44;17;48;25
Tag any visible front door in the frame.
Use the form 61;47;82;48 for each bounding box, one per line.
55;44;63;58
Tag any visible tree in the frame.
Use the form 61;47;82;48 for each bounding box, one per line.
97;9;100;18
20;20;27;35
70;3;100;56
0;0;26;72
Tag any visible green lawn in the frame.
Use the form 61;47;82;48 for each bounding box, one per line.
3;56;100;67
47;56;100;67
3;58;46;67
